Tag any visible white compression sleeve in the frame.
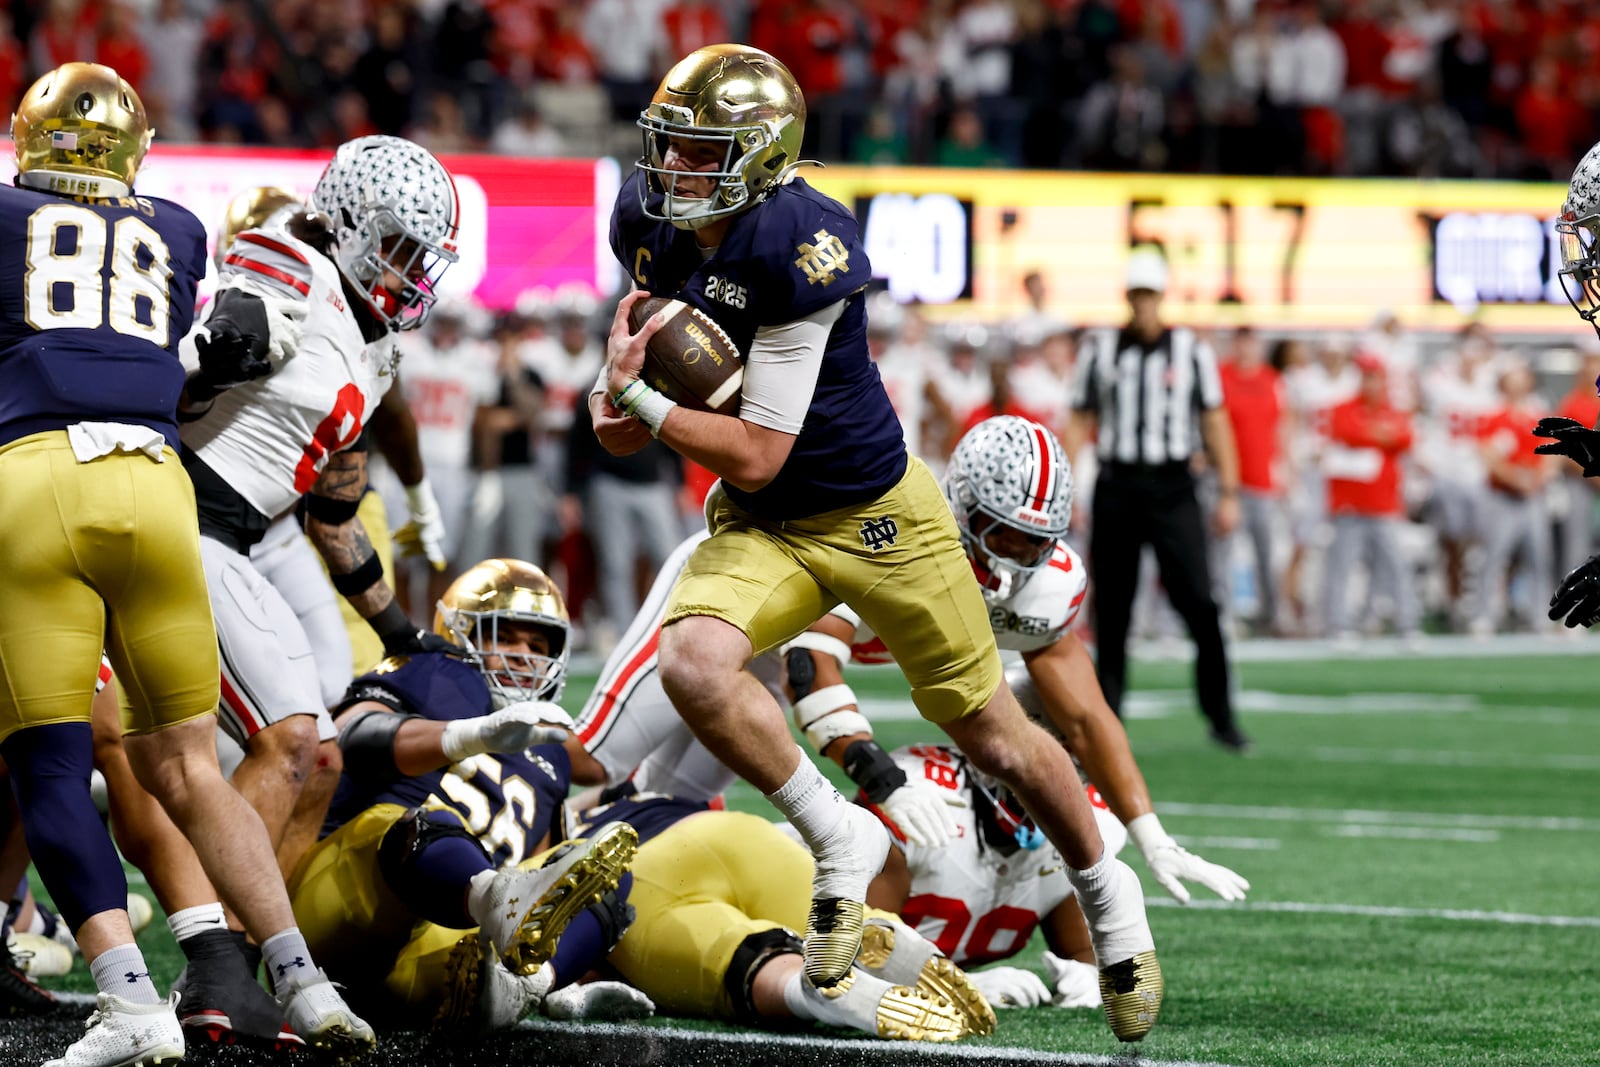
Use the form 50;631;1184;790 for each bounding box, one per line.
738;301;846;433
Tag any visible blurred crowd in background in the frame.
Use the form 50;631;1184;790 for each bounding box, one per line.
4;0;1600;179
370;278;1600;656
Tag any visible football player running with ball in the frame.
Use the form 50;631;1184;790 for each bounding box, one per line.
593;44;1163;1040
0;63;374;1063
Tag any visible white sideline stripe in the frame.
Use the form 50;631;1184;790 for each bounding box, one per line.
1146;897;1600;928
517;1019;1248;1067
1325;824;1500;843
1158;801;1600;832
1174;834;1282;850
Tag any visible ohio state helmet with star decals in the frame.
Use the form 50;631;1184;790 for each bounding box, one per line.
312;135;459;331
1558;140;1600;338
943;416;1073;600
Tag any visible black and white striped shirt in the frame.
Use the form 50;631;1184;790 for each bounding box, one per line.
1069;326;1224;465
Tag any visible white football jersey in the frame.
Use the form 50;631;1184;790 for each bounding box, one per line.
875;343;931;459
890;743;1126;967
1420;360;1497;483
395;332;500;470
836;541;1088;660
180;227;396;520
518;337;602;437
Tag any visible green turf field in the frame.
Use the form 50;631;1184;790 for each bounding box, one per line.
31;650;1600;1067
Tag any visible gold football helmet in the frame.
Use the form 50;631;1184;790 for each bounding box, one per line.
217;186;302;264
13;62;152;199
435;559;570;706
637;44;806;230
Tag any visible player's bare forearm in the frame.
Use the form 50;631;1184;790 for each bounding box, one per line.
656;407;796;492
865;840;912;912
1042;896;1095;963
1022;634;1154;824
370;386;425;487
306;449;396;619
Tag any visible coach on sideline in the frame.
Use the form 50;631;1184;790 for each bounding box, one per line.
1064;249;1251;752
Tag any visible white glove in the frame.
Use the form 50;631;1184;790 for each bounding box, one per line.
471;470;504;524
879;778;959;849
1127;813;1250;904
541;981;655;1021
969;966;1053;1009
395;478;449;571
440;700;575;762
1040;952;1101;1008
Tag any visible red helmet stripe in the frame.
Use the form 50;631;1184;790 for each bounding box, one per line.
1029;424;1054;511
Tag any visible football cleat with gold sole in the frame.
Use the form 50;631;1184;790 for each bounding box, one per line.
857;920;994;1037
435;931;552;1033
1099;949;1163;1042
803;897;864;988
495;821;638;977
816;971;968;1042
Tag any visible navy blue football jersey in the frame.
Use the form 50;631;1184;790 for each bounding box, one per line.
326;653;572;867
611;172;907;521
569;791;711;848
0;185;208;450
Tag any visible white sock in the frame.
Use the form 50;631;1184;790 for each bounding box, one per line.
782;968;886;1034
166;903;227;944
261;928;315;993
89;942;161;1005
1067;855;1153;965
768;753;879;898
765;751;847;849
465;868;499;923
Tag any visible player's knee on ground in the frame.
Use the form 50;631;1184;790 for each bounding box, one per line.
724;927;804;1023
376;807;491;928
247;714;326;787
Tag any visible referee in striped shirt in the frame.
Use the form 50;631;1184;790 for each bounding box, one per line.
1065;249;1251;752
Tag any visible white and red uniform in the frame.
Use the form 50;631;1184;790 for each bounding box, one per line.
1419;360;1497;540
891;743;1126;968
180;226;397;745
875;342;932;459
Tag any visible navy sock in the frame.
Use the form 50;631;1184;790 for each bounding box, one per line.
549;873;633;988
2;724;127;931
378;810;492;928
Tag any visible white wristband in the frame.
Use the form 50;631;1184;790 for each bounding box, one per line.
440;718;487;763
1126;812;1170;856
632;389;677;436
791;684;872;751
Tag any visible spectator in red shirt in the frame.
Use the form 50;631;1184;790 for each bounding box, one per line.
1321;356;1418;642
1515;54;1584;179
1218;327;1285;634
1475;361;1556;633
662;0;730;60
96;2;148;95
1554;349;1600;576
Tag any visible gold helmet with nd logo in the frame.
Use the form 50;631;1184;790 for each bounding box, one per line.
434;559;572;706
216;186;301;262
13;61;152;199
636;44;807;231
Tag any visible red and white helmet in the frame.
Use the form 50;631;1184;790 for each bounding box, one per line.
943;415;1073;600
312;135;459;331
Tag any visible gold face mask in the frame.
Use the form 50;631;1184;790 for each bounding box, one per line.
434;559;572;706
13;62;152;199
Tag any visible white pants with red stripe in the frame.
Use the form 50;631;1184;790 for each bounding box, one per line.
574;530;740;802
201;534;339;747
248;514;353;709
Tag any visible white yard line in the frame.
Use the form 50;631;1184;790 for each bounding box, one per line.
1173;835;1283;851
1324;824;1501;843
1157;801;1600;833
1146;897;1600;928
1297;746;1600;771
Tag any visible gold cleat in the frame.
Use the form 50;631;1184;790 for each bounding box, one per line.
914;955;996;1038
1099;949;1163;1042
803;897;865;988
433;933;484;1032
502;822;639;977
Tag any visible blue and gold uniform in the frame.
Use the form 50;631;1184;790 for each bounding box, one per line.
612;169;1000;720
0;168;215;741
289;652;570;1014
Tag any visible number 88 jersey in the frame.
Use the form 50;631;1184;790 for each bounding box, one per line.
0;184;208;450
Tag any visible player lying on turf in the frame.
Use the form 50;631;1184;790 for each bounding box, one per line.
289;559;649;1032
569;792;995;1042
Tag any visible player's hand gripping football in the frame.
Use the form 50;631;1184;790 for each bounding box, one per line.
1549;552;1600;628
878;778;959;849
1532;416;1600;477
440;700;575;762
395;478;449;571
1129;814;1249;904
594;290;668;457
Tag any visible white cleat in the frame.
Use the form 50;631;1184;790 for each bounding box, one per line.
541;981;655;1021
44;992;184;1067
435;931;554;1034
472;821;638;978
10;932;74;978
804;805;890;988
856;918;995;1037
275;968;376;1057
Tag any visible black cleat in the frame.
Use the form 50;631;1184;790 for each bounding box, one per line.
1209;725;1253;754
0;936;55;1017
174;935;304;1052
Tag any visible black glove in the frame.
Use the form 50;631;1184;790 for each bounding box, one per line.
194;290;272;391
1549;553;1600;628
381;625;464;659
1532;417;1600;477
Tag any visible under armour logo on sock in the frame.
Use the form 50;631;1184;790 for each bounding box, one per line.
275;957;306;977
124;970;150;983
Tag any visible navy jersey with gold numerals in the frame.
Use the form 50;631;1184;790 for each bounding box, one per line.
570;791;711;848
611;171;906;521
0;184;208;450
326;653;571;867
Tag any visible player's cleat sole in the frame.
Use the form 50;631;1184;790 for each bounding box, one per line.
434;933;484;1033
859;975;970;1043
913;955;996;1038
803;897;864;988
435;931;551;1034
856;919;995;1037
1099;949;1163;1041
500;821;638;977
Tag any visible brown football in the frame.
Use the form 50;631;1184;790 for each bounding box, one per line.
627;296;744;416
